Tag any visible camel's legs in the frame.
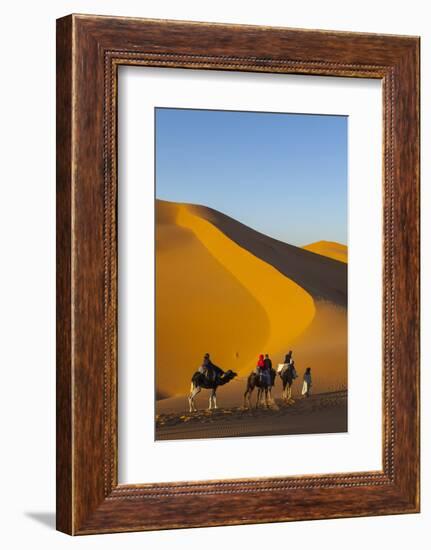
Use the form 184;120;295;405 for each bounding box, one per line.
287;385;295;403
289;385;295;403
243;388;253;409
208;389;217;410
188;385;201;412
256;388;262;408
243;390;249;408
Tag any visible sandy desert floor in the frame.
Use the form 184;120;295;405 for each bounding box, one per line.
155;390;347;441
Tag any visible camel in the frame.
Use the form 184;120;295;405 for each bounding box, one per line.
188;369;237;412
278;362;298;403
243;368;276;409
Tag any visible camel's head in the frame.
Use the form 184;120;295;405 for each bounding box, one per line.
223;369;238;381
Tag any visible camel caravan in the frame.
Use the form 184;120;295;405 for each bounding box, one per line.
188;351;313;412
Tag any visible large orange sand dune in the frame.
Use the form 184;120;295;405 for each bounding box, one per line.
156;200;347;403
156;201;315;396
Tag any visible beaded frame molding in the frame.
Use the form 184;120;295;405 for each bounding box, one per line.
56;14;420;535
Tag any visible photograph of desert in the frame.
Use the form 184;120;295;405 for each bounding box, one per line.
154;107;348;440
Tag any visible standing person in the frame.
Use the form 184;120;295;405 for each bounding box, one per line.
302;367;312;398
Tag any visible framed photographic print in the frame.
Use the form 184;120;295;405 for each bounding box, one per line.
56;14;420;534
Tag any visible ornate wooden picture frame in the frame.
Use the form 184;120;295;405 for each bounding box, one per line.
56;14;420;535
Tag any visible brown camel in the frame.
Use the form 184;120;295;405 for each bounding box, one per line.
243;368;276;409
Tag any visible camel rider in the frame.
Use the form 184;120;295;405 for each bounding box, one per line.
255;354;264;375
264;354;272;371
289;360;298;379
199;353;224;383
264;354;273;386
256;354;271;386
281;351;294;377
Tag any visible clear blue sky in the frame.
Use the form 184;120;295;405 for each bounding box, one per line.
155;108;347;246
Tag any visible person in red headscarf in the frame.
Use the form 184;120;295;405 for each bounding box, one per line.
254;354;264;375
256;353;271;385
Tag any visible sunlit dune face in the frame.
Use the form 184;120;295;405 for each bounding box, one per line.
156;202;269;396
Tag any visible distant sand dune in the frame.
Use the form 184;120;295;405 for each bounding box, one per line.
303;240;348;263
156;199;347;403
